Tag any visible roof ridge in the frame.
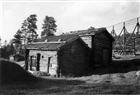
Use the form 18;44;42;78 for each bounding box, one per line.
29;41;67;44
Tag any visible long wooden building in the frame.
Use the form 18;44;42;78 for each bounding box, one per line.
25;27;114;77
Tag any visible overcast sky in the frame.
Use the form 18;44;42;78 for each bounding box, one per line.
1;0;140;42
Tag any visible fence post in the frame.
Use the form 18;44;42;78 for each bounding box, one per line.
134;38;136;55
123;22;126;55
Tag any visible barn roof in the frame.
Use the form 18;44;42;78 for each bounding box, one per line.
69;27;97;36
35;35;79;42
68;27;115;41
26;35;90;51
97;28;115;41
26;42;64;50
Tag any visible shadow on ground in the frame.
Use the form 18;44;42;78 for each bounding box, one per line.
0;58;85;94
92;59;140;75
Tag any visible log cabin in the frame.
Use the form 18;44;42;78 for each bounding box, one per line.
25;35;91;77
25;27;114;77
69;27;115;66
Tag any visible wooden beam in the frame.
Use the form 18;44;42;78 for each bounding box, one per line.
36;53;41;71
56;50;61;77
134;38;136;55
30;56;33;70
25;49;29;70
30;41;66;44
47;57;51;73
79;34;95;37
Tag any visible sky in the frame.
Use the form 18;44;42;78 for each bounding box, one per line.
1;0;140;43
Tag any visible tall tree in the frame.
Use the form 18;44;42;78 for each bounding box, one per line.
21;20;28;44
27;14;38;42
21;14;38;44
12;29;22;54
41;16;57;37
12;29;22;44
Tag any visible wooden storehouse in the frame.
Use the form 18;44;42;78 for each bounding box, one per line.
69;27;115;66
25;35;91;77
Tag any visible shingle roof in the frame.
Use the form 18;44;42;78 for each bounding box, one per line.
26;35;80;50
26;42;65;50
35;35;79;42
69;27;114;41
69;27;99;35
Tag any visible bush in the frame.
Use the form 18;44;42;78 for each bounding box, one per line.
13;54;25;61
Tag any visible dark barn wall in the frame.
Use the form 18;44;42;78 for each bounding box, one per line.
60;39;90;77
94;32;112;66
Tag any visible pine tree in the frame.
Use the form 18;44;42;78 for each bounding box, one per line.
41;16;57;37
12;29;22;54
12;29;22;44
21;14;38;44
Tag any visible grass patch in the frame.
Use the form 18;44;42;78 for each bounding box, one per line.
1;58;140;94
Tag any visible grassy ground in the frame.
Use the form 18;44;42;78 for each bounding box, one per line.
1;75;140;94
1;57;140;94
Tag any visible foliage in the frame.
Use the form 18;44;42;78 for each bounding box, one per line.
12;29;22;44
11;29;23;54
13;54;25;61
10;14;38;58
41;15;57;37
0;43;15;59
21;14;38;43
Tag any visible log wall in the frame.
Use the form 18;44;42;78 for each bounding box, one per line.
60;39;90;77
94;32;112;65
29;50;57;75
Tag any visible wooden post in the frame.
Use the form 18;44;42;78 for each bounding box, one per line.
36;53;41;71
30;56;33;70
25;49;29;70
111;26;117;37
137;18;140;34
123;22;126;55
56;50;61;77
47;57;51;73
134;38;136;55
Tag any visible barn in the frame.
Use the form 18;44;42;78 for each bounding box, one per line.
69;27;115;66
25;35;91;77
